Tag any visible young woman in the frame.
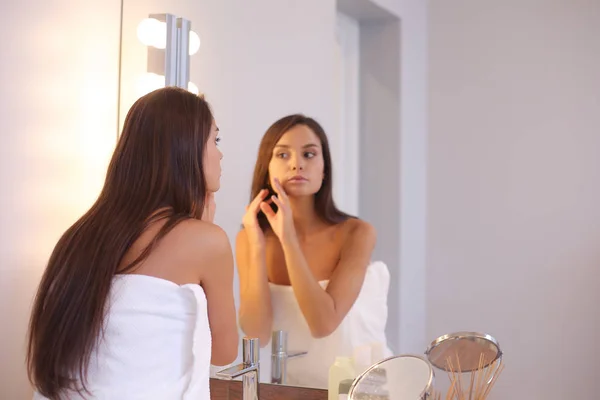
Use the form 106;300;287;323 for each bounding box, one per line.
27;87;238;400
236;114;391;388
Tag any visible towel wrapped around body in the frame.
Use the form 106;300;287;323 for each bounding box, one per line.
260;260;393;388
33;274;212;400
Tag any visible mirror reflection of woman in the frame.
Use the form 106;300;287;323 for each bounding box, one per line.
237;114;392;388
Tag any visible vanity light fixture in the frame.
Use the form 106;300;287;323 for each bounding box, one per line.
136;13;201;96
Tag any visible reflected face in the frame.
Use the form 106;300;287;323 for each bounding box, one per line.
268;124;325;197
204;121;222;192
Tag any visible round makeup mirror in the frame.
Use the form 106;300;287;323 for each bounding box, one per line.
425;332;504;399
348;354;434;400
425;331;502;373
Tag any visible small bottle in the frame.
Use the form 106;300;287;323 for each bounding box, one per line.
328;356;355;400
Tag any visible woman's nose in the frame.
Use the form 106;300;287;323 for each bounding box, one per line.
290;156;304;170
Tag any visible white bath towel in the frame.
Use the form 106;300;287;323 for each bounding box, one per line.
260;260;393;388
33;274;212;400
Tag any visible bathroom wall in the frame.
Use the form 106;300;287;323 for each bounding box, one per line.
0;1;122;398
336;0;428;355
427;0;600;398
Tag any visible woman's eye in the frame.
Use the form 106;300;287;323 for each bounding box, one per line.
215;137;222;145
276;153;289;159
304;152;315;158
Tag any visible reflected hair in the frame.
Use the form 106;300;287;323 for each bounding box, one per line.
26;87;214;399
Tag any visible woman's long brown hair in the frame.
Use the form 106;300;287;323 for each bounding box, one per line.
26;87;214;399
250;114;354;231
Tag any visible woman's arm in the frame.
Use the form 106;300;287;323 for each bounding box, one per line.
194;222;239;366
281;220;376;338
236;229;273;347
236;189;273;347
259;178;376;338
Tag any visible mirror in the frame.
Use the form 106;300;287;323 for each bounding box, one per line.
118;0;411;392
347;355;434;400
425;331;502;372
425;332;504;400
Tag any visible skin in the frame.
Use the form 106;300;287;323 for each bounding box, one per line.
121;121;238;366
236;124;376;346
202;121;222;220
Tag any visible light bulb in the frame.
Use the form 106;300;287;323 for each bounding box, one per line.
137;18;167;49
188;82;199;95
189;31;201;55
136;73;165;98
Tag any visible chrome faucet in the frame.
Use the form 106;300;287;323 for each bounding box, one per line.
270;330;308;384
216;337;260;400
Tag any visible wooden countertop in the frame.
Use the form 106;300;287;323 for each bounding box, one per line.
210;378;327;400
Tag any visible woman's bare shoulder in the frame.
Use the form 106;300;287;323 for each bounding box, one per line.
339;218;376;242
128;219;232;285
173;219;231;253
173;220;233;281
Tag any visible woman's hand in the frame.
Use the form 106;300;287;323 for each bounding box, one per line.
202;192;216;223
260;178;296;244
242;189;269;248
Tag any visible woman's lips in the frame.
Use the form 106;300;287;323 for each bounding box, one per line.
287;176;308;183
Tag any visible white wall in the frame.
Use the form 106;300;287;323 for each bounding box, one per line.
428;1;600;398
0;1;122;398
333;11;361;217
340;0;429;355
386;0;429;355
337;0;429;355
358;18;402;351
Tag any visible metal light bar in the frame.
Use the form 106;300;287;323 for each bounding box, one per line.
176;18;191;90
143;13;193;90
146;13;178;87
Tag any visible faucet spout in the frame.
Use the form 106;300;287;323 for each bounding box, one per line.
215;363;258;380
216;337;260;400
